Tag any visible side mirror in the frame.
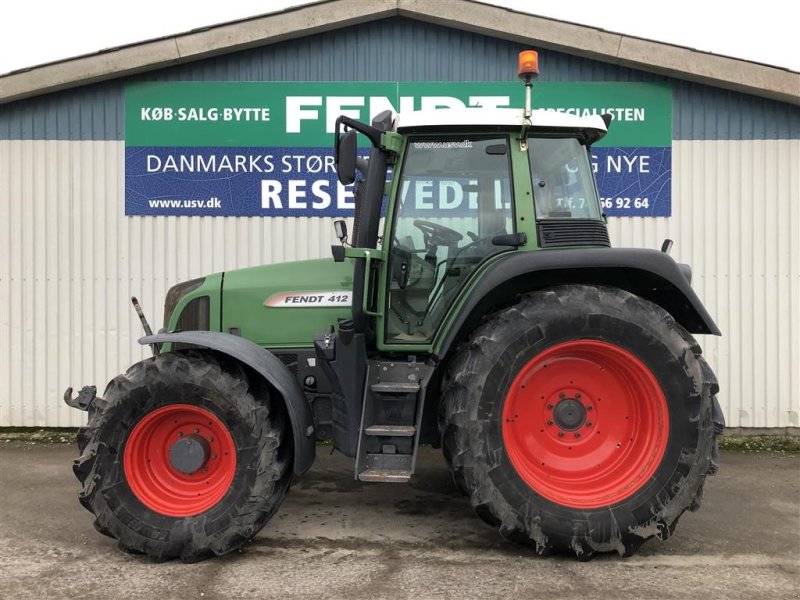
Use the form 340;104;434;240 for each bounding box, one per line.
335;129;357;185
333;219;348;244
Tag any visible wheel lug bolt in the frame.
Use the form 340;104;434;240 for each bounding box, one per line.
586;421;592;427
546;420;554;426
575;393;581;399
547;404;554;410
178;432;184;437
558;432;565;438
586;406;592;411
574;432;581;439
559;393;566;399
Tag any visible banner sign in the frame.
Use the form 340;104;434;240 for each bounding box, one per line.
124;82;671;217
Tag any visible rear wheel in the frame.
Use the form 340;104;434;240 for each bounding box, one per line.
440;285;719;559
73;351;291;562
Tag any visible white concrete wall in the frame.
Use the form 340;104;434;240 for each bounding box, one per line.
1;138;798;428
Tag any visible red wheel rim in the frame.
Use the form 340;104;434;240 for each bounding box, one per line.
123;404;236;517
502;340;669;509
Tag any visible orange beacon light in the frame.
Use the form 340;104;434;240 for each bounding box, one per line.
518;50;539;79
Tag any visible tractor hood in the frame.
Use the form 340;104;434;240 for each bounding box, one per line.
221;258;354;348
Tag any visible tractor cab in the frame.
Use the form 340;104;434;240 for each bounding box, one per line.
332;106;609;349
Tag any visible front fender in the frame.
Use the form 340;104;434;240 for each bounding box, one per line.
139;331;315;474
435;248;721;359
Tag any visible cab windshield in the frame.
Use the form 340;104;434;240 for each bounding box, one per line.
385;136;514;344
528;137;601;219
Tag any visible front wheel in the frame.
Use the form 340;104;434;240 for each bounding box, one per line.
73;351;291;562
440;285;720;559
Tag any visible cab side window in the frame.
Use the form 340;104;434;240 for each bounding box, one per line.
529;137;601;220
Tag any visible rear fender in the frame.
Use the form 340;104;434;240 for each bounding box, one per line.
435;248;721;359
139;331;315;474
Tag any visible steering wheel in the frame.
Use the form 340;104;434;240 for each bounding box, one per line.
413;220;463;253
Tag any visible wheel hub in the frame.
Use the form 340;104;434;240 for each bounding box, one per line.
553;398;586;431
169;434;210;474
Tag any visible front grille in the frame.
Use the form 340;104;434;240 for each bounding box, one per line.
174;296;210;332
537;219;610;248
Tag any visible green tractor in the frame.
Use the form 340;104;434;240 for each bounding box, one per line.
65;52;724;562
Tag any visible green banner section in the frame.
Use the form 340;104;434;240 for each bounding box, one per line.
124;81;671;148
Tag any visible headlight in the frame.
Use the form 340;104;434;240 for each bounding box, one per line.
163;278;205;329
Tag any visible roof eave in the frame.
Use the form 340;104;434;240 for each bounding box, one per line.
1;0;797;106
0;0;397;104
399;0;799;105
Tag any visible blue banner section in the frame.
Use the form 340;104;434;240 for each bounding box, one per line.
125;146;670;217
593;147;671;217
125;146;356;217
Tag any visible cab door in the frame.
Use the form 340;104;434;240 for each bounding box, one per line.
377;135;516;348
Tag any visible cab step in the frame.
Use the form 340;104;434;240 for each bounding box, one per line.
357;452;412;482
354;359;434;483
364;425;416;436
357;469;412;483
370;381;420;394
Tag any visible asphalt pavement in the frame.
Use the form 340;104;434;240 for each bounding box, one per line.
0;442;798;599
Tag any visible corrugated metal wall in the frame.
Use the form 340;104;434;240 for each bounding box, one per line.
2;138;798;428
0;140;352;427
609;139;800;429
1;16;799;428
